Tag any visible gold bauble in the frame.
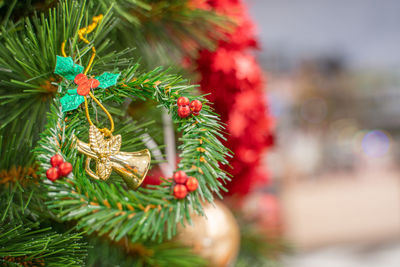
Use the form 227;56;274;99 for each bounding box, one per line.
176;200;240;267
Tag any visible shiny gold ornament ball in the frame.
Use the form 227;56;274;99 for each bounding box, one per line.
177;201;240;267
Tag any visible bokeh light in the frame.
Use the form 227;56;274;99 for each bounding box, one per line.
361;130;390;157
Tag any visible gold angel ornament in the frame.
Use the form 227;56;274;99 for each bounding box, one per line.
76;125;151;190
61;16;150;189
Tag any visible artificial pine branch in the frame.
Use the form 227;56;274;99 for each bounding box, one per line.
0;222;87;266
0;181;87;266
0;0;126;169
0;0;230;169
86;237;207;267
97;0;232;68
1;1;233;265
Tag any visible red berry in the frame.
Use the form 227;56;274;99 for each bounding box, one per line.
173;170;188;184
190;100;202;113
89;78;100;89
50;154;64;167
177;96;190;107
59;162;73;176
74;73;87;84
186;177;199;192
192;111;200;116
173;184;188;199
178;106;191;118
46;167;60;181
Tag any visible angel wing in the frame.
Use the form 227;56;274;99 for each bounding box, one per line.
96;159;112;180
108;134;121;155
89;125;105;154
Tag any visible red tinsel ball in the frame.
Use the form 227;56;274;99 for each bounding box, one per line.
186;176;199;192
178;106;191;118
46;167;60;181
190;100;203;113
50;154;64;167
59;162;73;176
173;170;188;184
173;184;188;199
177;96;190;107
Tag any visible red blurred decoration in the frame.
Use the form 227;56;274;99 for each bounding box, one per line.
243;193;283;236
59;162;73;176
50;154;64;167
193;0;274;196
173;184;188;199
173;170;188;184
142;166;165;186
186;176;199;192
46;167;60;181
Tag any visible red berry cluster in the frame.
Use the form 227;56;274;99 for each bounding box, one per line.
172;170;199;199
46;154;73;182
177;97;203;118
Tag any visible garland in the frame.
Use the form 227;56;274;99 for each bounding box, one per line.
35;16;230;242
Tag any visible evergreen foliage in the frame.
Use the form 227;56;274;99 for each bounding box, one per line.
0;0;232;265
0;223;87;266
0;180;87;266
86;237;207;267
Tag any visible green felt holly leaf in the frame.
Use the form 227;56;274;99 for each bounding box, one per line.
60;89;85;112
55;56;84;80
96;72;120;88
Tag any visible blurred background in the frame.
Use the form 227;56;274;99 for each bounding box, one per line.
246;0;400;266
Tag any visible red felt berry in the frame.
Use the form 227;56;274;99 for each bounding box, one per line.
177;96;190;107
77;78;100;96
77;84;90;96
59;162;73;176
186;177;199;192
173;170;188;184
89;78;100;89
178;106;191;118
46;167;60;181
50;154;64;167
190;100;202;113
74;73;88;84
173;184;188;199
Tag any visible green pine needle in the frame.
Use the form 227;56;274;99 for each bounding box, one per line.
0;222;87;266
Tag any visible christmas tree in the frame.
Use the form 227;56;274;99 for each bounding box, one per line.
0;0;283;266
